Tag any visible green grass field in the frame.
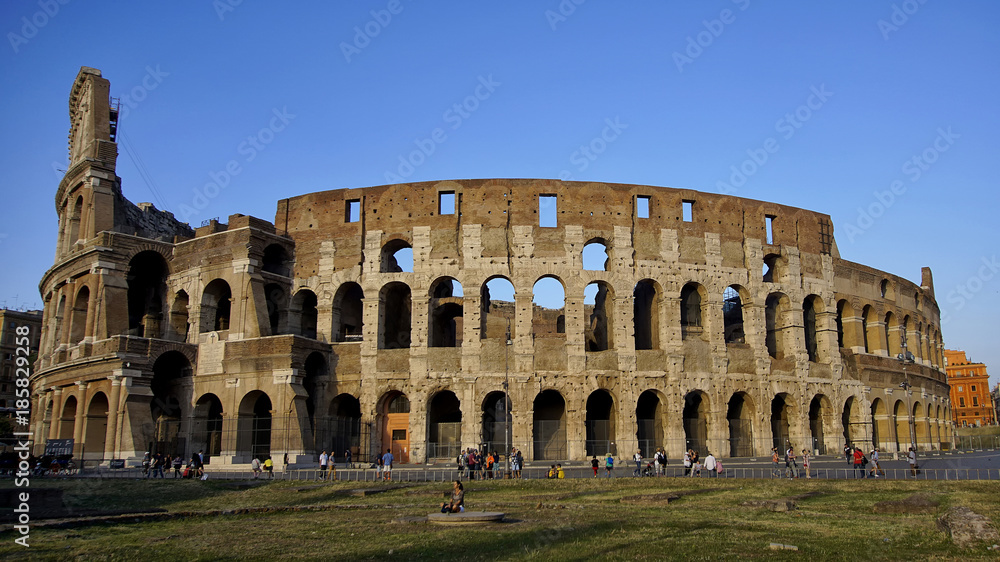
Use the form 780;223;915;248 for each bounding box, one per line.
2;477;998;560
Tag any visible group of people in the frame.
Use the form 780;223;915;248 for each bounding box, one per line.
316;450;351;480
683;449;723;477
249;456;274;479
843;443;915;478
143;450;207;479
456;447;523;480
772;446;811;479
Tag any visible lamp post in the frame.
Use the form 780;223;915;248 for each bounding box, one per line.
897;339;916;453
504;318;512;477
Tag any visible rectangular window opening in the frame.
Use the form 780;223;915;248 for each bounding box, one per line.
346;199;361;223
539;194;557;227
637;195;650;219
439;191;455;215
765;215;775;244
682;200;693;222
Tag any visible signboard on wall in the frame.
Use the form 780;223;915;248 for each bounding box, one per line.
44;438;74;456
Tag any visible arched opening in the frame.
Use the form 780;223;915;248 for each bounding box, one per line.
762;253;782;282
290;289;318;339
264;283;288;336
913;402;928;449
871;398;888;452
194;394;224;457
169;291;190;342
862;305;875;353
427;391;462;459
328;394;362;461
584;282;614;351
842;396;858;448
582;240;609;271
481;391;512;455
633;280;659;350
332;282;364;342
803;295;820;362
480;277;515;340
532;277;566;337
201;279;232;332
151;351;192;455
893;399;910;452
68;195;83;246
680;283;704;340
885;312;899;357
765;293;788;359
85;392;108;459
237;391;272;461
429;277;464;348
770;394;792;451
53;295;66;348
723;286;746;344
70;286;90;344
59;396;77;439
262;244;291;277
808;395;830;454
379;391;410;463
837;300;858;350
532;390;566;460
585;390;615;456
379;282;411;349
302;352;326;443
635;390;664;456
683;391;709;454
727;392;755;457
127;251;168;338
381;239;413;273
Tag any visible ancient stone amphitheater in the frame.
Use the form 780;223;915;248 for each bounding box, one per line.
30;68;953;467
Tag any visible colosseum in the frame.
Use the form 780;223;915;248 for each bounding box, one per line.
29;67;954;467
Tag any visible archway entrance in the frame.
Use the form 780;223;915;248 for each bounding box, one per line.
328;394;362;461
585;390;615;456
532;390;566;460
635;390;664;456
683;391;708;454
481;392;511;455
727;392;754;457
427;391;462;459
84;393;109;460
193;394;223;458
237;392;272;461
808;395;829;454
771;394;792;451
379;392;410;463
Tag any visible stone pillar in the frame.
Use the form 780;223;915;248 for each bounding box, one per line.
103;371;128;459
72;382;88;457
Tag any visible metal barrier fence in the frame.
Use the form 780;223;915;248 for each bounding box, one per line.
36;463;1000;482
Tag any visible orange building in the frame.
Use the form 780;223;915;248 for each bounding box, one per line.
944;349;996;427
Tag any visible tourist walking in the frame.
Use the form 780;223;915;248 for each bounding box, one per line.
633;450;643;477
869;447;884;478
654;448;666;476
704;452;717;478
591;455;599;477
852;446;865;478
907;447;918;477
605;452;614;477
683;449;692;477
172;454;183;478
319;450;329;481
382;448;394;481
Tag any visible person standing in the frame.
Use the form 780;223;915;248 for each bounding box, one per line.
319;450;329;481
802;449;811;479
382;448;394;481
852;446;864;478
591;455;599;478
263;456;273;479
633;450;643;477
690;450;701;477
785;446;798;479
844;443;852;466
704;452;717;478
172;454;183;478
513;448;523;479
683;450;692;477
345;449;352;469
605;452;614;478
907;447;917;477
870;447;884;478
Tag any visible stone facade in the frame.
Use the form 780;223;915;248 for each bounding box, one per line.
0;309;43;416
944;349;995;427
29;68;954;466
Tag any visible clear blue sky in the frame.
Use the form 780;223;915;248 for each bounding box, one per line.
2;1;998;387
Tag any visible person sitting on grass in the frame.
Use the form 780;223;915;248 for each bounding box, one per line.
440;480;464;513
556;463;565;479
547;465;557;479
